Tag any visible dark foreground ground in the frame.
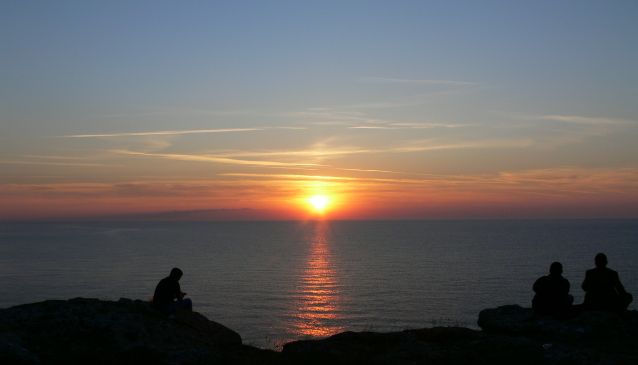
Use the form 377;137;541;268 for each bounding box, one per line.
1;298;636;364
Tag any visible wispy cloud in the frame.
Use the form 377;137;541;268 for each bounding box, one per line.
287;109;470;129
113;150;323;168
325;91;472;110
0;154;115;167
495;167;638;195
289;79;476;112
0;160;111;167
348;122;473;130
5;167;636;199
198;138;532;162
360;77;477;86
286;109;399;125
390;122;471;129
271;126;308;130
95;107;266;120
22;155;96;160
218;172;433;184
387;138;534;153
60;128;263;138
219;166;638;197
348;125;396;130
493;112;637;149
336;167;407;174
3;167;637;220
213;147;374;159
530;114;633;125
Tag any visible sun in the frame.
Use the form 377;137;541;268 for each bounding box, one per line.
308;195;330;214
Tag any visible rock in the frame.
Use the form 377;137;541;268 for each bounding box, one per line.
478;305;638;340
2;299;637;364
0;298;244;364
282;327;543;365
0;333;39;365
282;307;638;365
478;305;638;365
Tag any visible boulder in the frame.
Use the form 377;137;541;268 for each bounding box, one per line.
282;327;543;365
2;299;637;364
0;298;243;364
478;305;638;365
478;305;638;340
281;307;638;365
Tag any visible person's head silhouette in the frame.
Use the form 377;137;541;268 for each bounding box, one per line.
595;253;608;268
549;262;563;276
169;267;183;280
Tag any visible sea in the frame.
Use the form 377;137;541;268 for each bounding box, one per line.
1;220;636;349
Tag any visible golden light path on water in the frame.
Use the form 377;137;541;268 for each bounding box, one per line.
293;222;344;337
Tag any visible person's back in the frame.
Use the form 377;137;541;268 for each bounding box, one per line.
582;253;632;311
153;276;181;309
532;262;573;316
152;267;192;315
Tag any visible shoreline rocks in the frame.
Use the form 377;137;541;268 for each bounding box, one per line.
478;304;638;340
0;298;246;364
1;299;636;364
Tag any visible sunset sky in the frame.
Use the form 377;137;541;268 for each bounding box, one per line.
2;1;637;220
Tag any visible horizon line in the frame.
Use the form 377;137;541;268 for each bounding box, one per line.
5;216;638;223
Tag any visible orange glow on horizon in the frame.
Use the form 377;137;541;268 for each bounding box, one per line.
3;166;638;220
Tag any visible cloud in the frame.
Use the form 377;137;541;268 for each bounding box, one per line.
1;182;115;195
113;150;323;168
0;160;111;167
348;122;473;130
271;126;308;130
94;107;266;120
496;167;638;192
287;109;470;130
288;83;474;113
219;172;401;182
491;112;638;149
219;166;638;197
348;126;397;130
529;114;633;125
336;167;406;174
3;167;637;220
190;138;532;164
5;167;635;199
360;77;477;86
60;128;263;138
23;155;96;160
0;154;118;168
286;109;396;124
389;122;472;129
213;147;374;159
387;138;534;153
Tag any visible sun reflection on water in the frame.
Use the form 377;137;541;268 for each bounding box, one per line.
293;222;344;337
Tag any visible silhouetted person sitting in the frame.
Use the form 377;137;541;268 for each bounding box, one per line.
153;267;192;315
582;253;632;311
532;262;574;316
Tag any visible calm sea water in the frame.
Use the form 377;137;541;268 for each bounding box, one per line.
1;220;636;349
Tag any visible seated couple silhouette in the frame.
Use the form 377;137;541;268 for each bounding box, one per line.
533;253;633;317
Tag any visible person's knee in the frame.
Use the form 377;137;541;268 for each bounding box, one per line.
621;293;633;306
179;298;193;311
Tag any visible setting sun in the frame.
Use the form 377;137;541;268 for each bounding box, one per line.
308;195;330;214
